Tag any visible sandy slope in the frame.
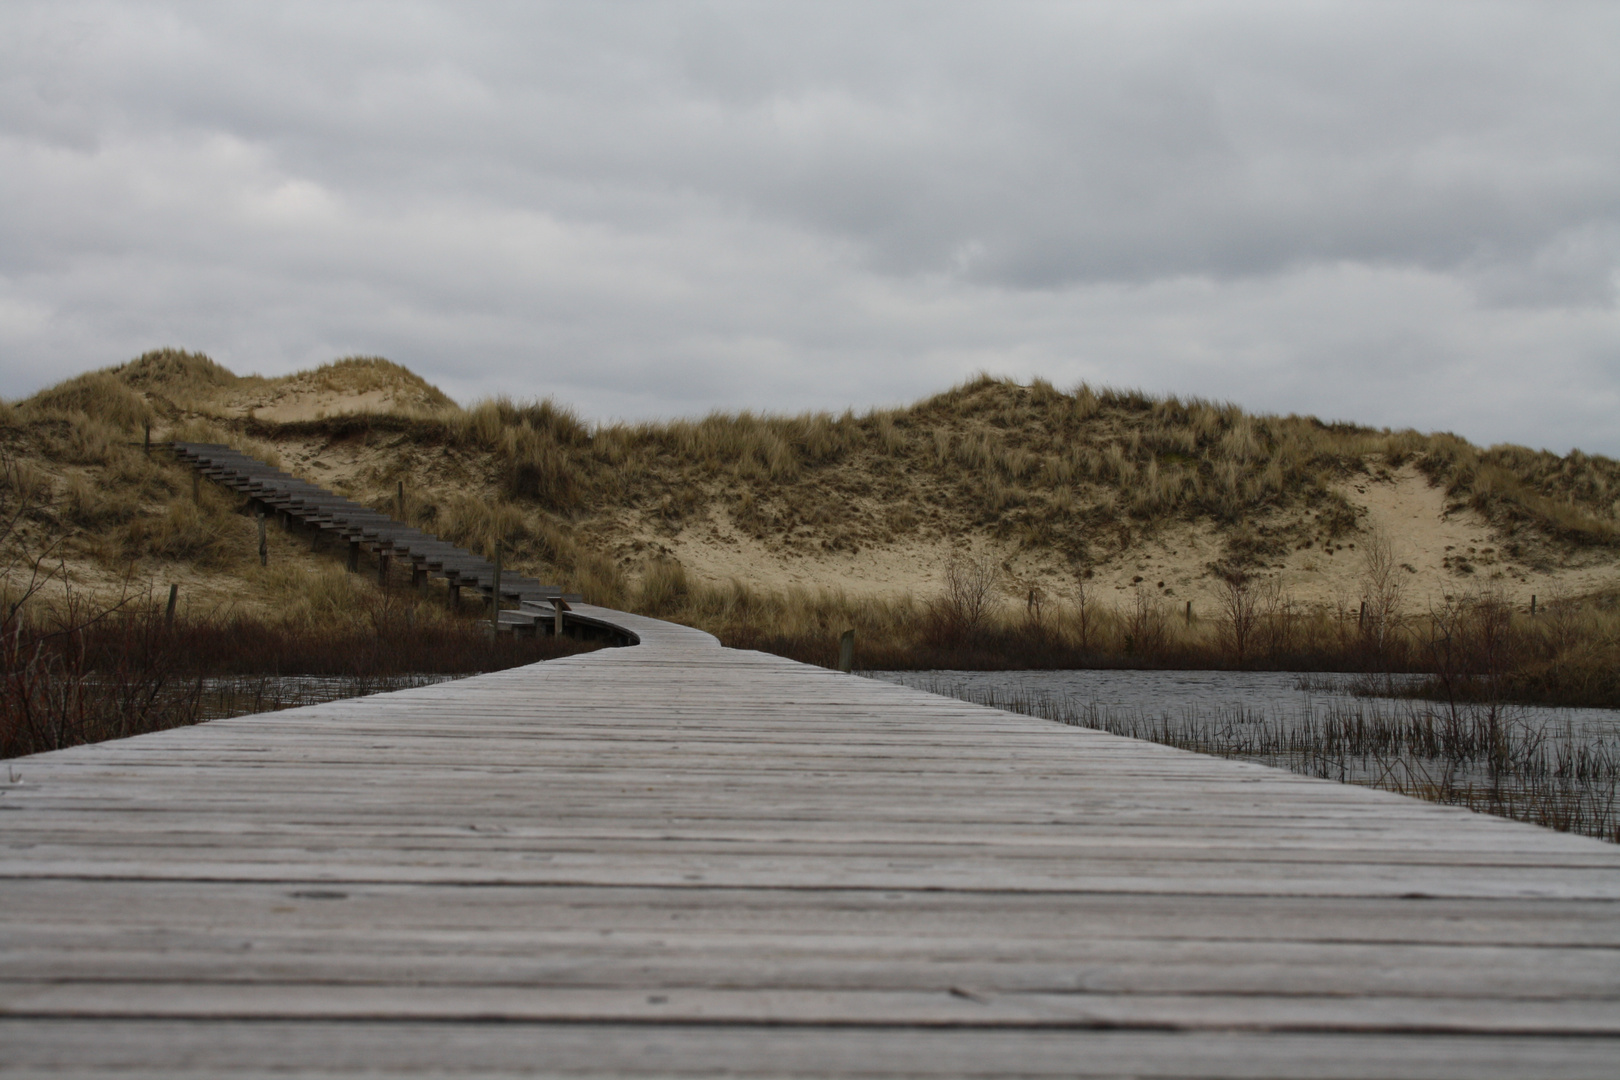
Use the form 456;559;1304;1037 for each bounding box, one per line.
663;467;1616;614
60;370;1617;616
262;380;1617;614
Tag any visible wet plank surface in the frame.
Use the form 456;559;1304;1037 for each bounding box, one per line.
2;605;1618;1077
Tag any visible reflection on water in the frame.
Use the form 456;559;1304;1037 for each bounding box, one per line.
869;669;1620;843
871;668;1620;742
195;673;465;721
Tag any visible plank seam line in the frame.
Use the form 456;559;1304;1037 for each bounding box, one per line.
1;1013;1616;1037
2;874;1615;902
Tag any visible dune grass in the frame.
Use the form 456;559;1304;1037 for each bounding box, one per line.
17;352;1620;602
8;350;1620;709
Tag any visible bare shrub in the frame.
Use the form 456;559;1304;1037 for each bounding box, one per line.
1257;577;1296;662
1359;527;1405;658
928;552;1001;643
1072;573;1095;653
1217;568;1261;665
1124;586;1168;659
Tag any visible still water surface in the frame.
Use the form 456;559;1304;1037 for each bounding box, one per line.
867;668;1620;742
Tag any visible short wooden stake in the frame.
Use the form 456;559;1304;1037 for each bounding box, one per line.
257;511;267;566
1185;600;1193;626
838;628;855;673
554;597;568;638
1530;594;1537;616
192;471;200;502
165;584;178;627
449;582;461;611
490;542;502;620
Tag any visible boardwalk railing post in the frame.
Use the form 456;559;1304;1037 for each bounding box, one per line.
838;629;855;673
348;540;360;573
491;542;502;623
378;549;390;588
554;596;567;638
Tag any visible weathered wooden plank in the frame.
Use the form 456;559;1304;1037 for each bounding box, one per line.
1;598;1617;1075
4;983;1619;1034
2;1021;1618;1080
6;941;1617;1000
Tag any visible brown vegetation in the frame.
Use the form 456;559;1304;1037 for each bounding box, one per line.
5;349;1620;711
0;438;596;760
0;586;596;760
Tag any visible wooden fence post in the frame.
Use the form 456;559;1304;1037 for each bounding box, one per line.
1530;594;1537;616
491;542;502;621
396;480;405;521
257;510;267;566
348;540;360;573
165;584;178;628
838;629;855;673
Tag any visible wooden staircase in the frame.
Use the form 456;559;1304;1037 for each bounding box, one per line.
170;442;610;639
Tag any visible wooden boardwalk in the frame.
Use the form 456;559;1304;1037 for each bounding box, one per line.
2;607;1618;1077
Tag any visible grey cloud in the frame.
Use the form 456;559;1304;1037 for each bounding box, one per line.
1;1;1618;452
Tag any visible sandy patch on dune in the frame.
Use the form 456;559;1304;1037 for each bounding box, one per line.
664;467;1620;614
246;389;405;423
252;408;1620;615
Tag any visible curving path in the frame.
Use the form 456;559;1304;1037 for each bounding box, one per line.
1;604;1618;1077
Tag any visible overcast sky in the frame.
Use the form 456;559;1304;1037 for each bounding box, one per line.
3;2;1617;453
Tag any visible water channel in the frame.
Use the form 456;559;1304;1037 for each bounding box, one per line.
869;668;1620;841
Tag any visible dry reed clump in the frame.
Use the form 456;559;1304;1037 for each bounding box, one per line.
0;457;52;507
938;684;1619;844
22;371;153;433
122;496;244;568
0;584;599;760
114;348;239;397
648;553;1620;709
251;562;382;627
430;493;530;557
307;356;457;408
635;558;690;617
